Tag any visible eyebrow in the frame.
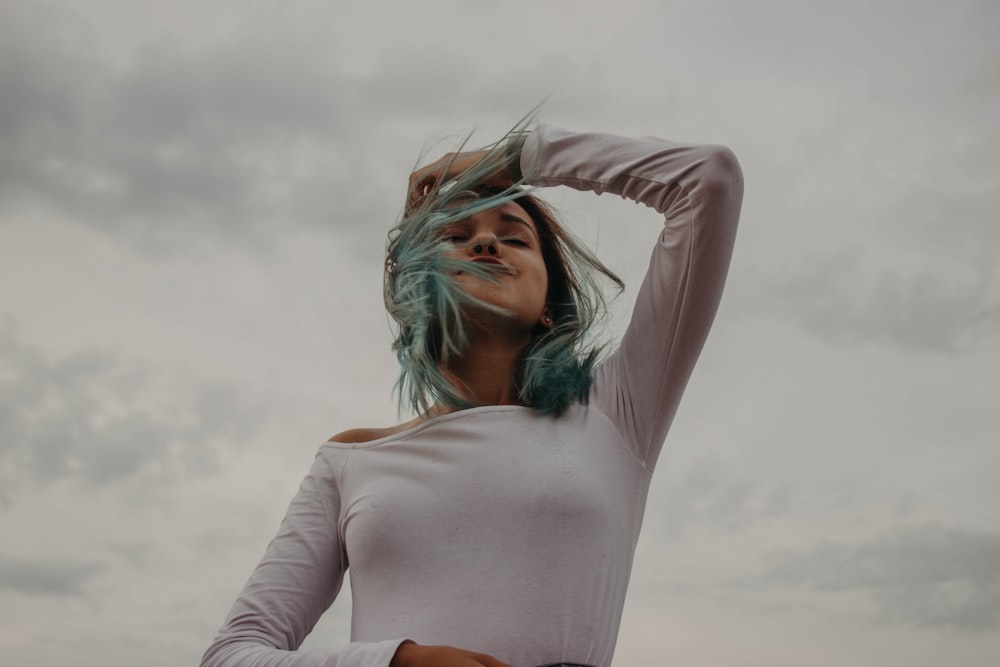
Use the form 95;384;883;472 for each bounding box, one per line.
499;212;538;237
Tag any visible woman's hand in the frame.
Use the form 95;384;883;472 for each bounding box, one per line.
389;642;513;667
407;150;517;210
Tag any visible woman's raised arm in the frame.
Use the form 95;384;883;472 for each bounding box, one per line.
520;125;744;468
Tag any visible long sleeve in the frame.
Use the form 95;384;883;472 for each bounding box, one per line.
521;125;743;469
200;451;412;667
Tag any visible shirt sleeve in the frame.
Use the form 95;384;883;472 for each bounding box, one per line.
200;449;413;667
521;125;744;469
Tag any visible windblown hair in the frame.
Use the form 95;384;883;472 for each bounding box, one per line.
384;119;623;416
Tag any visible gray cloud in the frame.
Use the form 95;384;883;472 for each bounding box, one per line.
648;458;797;540
695;0;999;115
760;523;1000;632
0;320;260;503
0;1;357;253
0;1;613;257
691;0;1000;354
880;182;1000;266
755;247;1000;351
745;163;1000;351
0;554;104;596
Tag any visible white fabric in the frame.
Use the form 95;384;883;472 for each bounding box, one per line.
201;126;743;667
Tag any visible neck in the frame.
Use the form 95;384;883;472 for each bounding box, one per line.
440;324;532;408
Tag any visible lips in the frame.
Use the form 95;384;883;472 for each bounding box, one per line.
471;257;504;265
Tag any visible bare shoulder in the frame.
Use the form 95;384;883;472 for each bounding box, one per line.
327;427;391;444
327;416;427;444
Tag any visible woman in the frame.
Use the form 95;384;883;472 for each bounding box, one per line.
201;119;743;667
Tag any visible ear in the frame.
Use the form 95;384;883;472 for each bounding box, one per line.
540;307;554;328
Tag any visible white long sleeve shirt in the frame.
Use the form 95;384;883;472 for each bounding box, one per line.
201;126;743;667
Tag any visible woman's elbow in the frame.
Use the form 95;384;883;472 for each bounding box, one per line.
704;145;743;194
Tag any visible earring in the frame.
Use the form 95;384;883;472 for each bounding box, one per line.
541;310;553;327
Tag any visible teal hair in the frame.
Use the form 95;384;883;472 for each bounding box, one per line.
384;118;623;416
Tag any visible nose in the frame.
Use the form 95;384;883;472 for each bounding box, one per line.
470;232;500;257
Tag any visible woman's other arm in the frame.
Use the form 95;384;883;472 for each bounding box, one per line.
200;450;411;667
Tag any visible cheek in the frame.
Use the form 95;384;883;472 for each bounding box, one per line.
533;262;550;303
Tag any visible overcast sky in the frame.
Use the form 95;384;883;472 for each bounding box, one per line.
1;1;998;665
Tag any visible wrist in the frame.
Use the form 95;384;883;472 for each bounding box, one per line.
389;641;418;667
504;131;529;182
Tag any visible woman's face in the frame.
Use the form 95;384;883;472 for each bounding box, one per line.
440;200;549;333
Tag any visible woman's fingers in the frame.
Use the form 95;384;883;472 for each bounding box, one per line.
405;145;519;216
409;152;458;190
406;173;438;210
468;652;514;667
389;643;513;667
408;149;514;209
